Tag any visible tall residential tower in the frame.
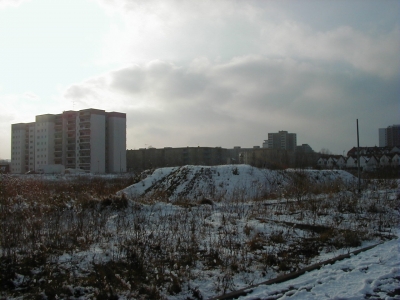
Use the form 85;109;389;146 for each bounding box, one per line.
11;108;126;174
263;131;297;151
379;125;400;147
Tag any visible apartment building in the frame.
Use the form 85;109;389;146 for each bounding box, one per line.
263;131;297;151
379;125;400;147
11;108;126;174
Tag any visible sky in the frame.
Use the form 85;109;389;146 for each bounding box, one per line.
1;0;399;159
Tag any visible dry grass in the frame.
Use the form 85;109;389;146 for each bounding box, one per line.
0;173;398;299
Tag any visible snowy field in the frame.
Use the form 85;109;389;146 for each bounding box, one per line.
0;165;399;299
235;233;400;300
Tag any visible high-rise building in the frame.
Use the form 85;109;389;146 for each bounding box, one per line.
264;131;297;151
379;125;400;147
11;108;126;174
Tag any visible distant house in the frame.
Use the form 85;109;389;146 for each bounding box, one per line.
391;153;400;167
317;157;327;167
390;146;400;154
346;156;367;169
347;146;393;157
326;157;337;168
346;156;357;168
336;156;346;169
364;156;379;172
360;156;368;168
379;154;392;168
317;147;400;171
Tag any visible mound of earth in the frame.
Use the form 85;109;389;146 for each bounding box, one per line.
120;165;355;201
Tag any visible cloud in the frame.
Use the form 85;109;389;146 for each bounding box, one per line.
2;0;398;159
64;55;399;153
0;0;30;9
94;0;400;79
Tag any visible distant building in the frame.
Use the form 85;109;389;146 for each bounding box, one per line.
296;144;314;153
346;146;398;157
379;125;400;147
126;146;317;172
264;131;297;151
11;108;126;174
127;147;227;172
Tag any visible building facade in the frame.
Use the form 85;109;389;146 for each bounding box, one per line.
126;146;316;172
127;147;228;172
264;131;297;151
379;125;400;147
11;108;126;174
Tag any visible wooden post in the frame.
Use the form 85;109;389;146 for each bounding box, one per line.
357;119;361;193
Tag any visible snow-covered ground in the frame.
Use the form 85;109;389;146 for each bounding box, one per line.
120;165;356;201
236;229;400;300
1;166;399;299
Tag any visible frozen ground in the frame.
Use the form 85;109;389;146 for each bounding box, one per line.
224;229;400;300
121;165;355;201
1;166;399;299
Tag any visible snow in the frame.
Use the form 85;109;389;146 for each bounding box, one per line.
1;166;399;299
120;165;356;201
237;231;400;300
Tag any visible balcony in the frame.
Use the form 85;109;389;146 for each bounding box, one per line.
79;130;90;137
79;138;90;144
79;151;90;158
80;118;90;124
80;144;90;150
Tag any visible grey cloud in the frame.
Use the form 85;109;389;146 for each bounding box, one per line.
97;0;399;80
111;65;145;94
63;54;399;153
111;60;211;104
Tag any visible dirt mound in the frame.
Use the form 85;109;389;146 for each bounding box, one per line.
120;165;356;201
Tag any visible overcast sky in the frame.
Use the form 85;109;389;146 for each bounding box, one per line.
1;0;399;159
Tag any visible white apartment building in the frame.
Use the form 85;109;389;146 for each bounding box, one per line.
11;108;126;174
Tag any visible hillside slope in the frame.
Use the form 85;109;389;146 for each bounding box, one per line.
121;165;356;201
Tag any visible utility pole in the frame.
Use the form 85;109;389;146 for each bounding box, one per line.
357;119;361;193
